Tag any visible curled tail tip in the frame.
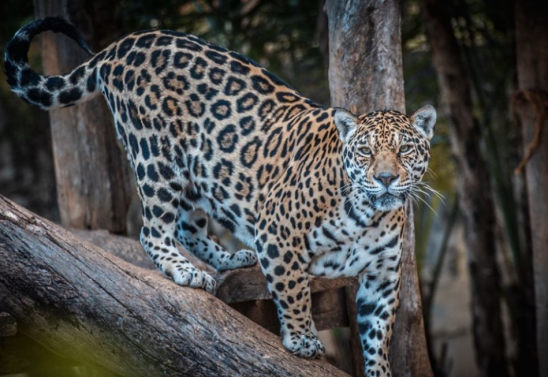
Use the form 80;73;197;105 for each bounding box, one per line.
5;16;94;65
42;16;95;56
4;16;98;110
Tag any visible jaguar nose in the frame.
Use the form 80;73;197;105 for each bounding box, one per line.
375;172;399;188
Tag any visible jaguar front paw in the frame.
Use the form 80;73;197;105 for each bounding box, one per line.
282;332;325;359
231;249;258;267
216;249;257;271
168;265;217;294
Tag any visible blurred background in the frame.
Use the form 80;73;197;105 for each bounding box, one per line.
0;0;542;376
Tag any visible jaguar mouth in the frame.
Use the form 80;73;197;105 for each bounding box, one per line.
377;192;397;201
373;192;403;210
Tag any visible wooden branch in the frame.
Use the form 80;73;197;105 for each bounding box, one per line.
0;194;349;377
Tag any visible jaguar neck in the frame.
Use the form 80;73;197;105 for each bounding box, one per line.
340;178;406;230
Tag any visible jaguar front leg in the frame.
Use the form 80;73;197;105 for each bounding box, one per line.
356;254;402;377
255;211;325;358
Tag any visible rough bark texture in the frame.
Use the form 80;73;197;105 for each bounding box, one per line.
515;1;548;376
326;0;404;115
0;313;17;337
0;194;349;377
390;204;433;376
71;229;207;272
325;1;433;376
34;0;131;233
419;1;509;376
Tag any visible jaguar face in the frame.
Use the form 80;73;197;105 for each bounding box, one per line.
334;106;436;211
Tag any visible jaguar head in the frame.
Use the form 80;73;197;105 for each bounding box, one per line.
334;105;436;211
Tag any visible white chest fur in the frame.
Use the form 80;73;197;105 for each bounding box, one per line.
307;206;404;278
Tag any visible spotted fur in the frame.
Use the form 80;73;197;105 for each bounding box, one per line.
5;17;436;376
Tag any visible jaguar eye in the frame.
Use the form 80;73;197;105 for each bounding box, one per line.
399;144;412;154
359;146;372;156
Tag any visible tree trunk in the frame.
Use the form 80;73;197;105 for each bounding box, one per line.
419;1;509;376
0;194;349;377
34;0;131;234
325;1;433;376
515;1;548;376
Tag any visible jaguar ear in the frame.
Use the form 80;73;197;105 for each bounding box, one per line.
334;109;359;141
410;105;436;140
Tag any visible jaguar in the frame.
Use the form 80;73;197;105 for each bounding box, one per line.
5;17;436;376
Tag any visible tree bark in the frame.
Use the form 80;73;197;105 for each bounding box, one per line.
325;1;433;376
0;313;16;337
34;0;131;234
0;194;349;377
515;1;548;376
419;1;509;376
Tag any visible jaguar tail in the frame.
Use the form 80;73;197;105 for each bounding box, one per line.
4;17;100;110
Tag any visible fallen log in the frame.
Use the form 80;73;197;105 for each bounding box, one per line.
73;229;356;335
0;194;348;377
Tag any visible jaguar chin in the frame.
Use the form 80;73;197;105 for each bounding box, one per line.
372;192;405;211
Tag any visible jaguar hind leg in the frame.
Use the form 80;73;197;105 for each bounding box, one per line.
138;184;216;293
175;206;257;271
